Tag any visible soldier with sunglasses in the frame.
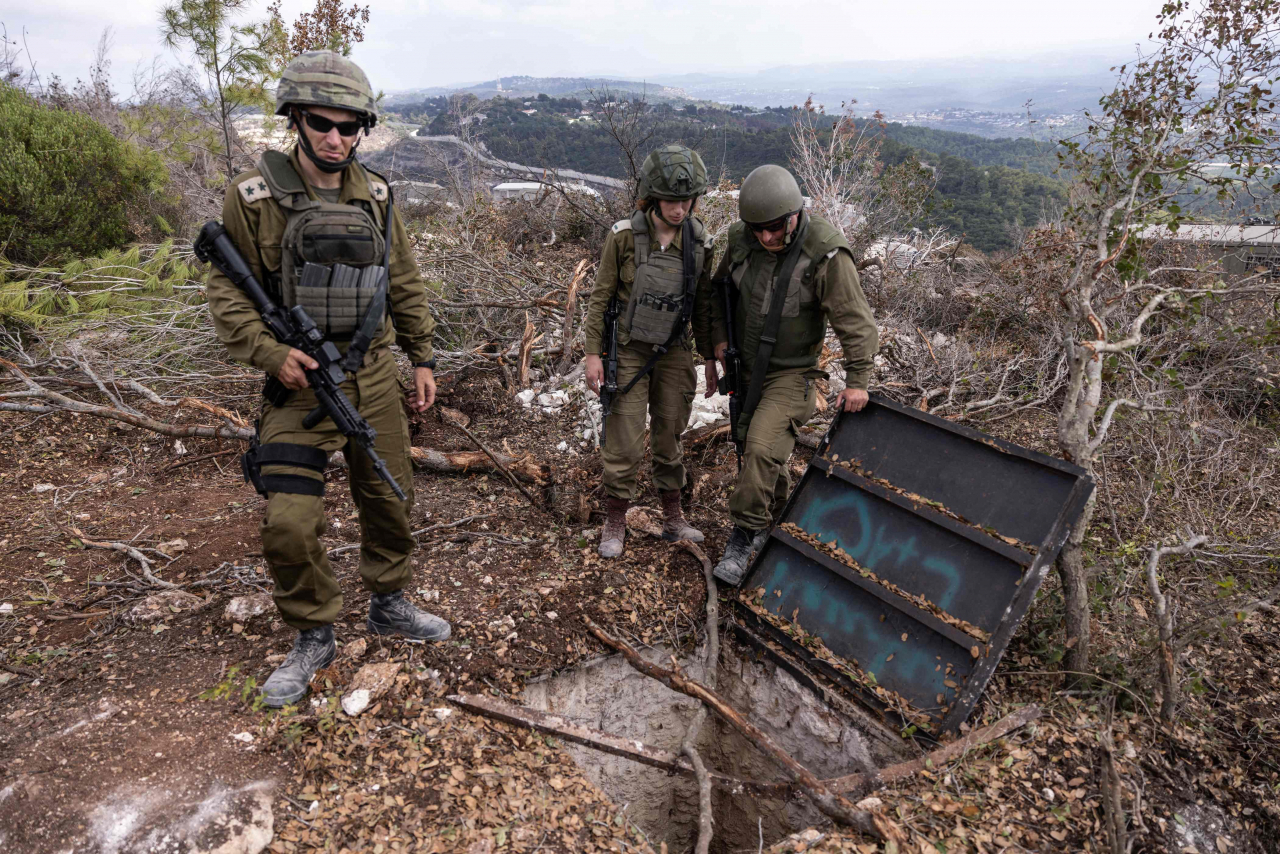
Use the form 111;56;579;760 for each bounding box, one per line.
693;165;879;585
206;51;450;708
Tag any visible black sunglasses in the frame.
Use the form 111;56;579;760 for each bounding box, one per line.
297;108;365;137
747;216;791;235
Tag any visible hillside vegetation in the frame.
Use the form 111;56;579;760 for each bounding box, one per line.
400;94;1066;251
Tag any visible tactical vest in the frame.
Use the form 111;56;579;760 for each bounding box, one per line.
256;151;388;340
726;214;852;372
615;211;711;346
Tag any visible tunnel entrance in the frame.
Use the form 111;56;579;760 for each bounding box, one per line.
522;636;906;852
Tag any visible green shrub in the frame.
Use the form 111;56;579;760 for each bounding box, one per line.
0;84;170;265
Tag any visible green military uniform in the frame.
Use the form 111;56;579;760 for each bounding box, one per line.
584;210;713;500
695;212;878;531
206;148;436;629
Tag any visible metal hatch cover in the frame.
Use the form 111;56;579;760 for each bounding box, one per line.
734;394;1093;736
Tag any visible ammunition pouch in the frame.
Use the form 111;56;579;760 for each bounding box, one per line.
241;440;328;497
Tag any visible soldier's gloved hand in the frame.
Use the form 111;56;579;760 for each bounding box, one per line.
584;355;603;395
278;348;319;390
703;360;719;398
839;388;869;413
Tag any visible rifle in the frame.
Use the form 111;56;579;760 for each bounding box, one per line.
598;295;621;446
714;275;744;469
194;220;408;501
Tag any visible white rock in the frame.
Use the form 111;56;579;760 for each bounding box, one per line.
488;614;516;630
223;594;273;625
32;483;56;494
231;732;254;744
341;689;372;717
545;611;558;621
537;390;570;409
555;441;568;452
173;440;188;456
1042;787;1055;801
855;796;883;810
341;662;402;716
433;707;453;721
0;603;12;615
515;389;537;407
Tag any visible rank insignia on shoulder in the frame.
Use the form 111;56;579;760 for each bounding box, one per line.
238;177;270;204
611;219;632;234
370;180;388;202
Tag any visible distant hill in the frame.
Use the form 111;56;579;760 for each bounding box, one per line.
384;95;1065;252
386;76;692;106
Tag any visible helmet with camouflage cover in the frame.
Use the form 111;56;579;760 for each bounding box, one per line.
275;51;378;125
738;164;803;224
638;144;707;201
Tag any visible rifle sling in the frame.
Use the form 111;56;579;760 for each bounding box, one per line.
739;217;809;424
615;218;698;397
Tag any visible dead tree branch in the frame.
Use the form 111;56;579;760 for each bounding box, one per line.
439;409;542;507
0;359;253;441
1145;533;1208;724
446;692;790;797
826;705;1041;795
678;540;719;854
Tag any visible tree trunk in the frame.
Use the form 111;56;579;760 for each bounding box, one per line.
1056;493;1096;675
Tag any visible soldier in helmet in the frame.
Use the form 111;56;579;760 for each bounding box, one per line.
205;51;450;708
694;164;878;585
583;144;716;558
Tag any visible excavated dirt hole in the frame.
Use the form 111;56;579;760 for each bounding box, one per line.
523;637;903;853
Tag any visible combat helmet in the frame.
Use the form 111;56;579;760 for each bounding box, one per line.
276;51;377;173
738;165;804;226
639;144;707;202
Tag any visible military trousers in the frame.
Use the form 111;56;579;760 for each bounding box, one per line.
728;370;817;531
257;346;415;630
600;340;696;501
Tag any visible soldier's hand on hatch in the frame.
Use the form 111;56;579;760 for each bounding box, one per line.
838;388;869;413
411;367;436;412
584;354;603;395
703;360;719;398
277;348;319;390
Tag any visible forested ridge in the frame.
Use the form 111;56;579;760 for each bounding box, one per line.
401;94;1066;251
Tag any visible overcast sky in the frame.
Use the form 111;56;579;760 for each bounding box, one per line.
9;0;1166;95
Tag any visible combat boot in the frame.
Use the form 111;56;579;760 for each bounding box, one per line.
713;526;762;586
660;490;704;543
260;624;336;708
368;590;452;642
599;496;628;558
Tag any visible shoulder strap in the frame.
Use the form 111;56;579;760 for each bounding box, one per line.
631;210;650;266
740;216;810;421
257;151;316;211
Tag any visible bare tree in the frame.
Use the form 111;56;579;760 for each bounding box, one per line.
1047;0;1280;673
790;99;935;256
588;85;656;212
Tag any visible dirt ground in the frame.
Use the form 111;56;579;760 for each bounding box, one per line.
1;373;1277;853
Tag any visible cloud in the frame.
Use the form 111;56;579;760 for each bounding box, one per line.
8;0;1166;96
